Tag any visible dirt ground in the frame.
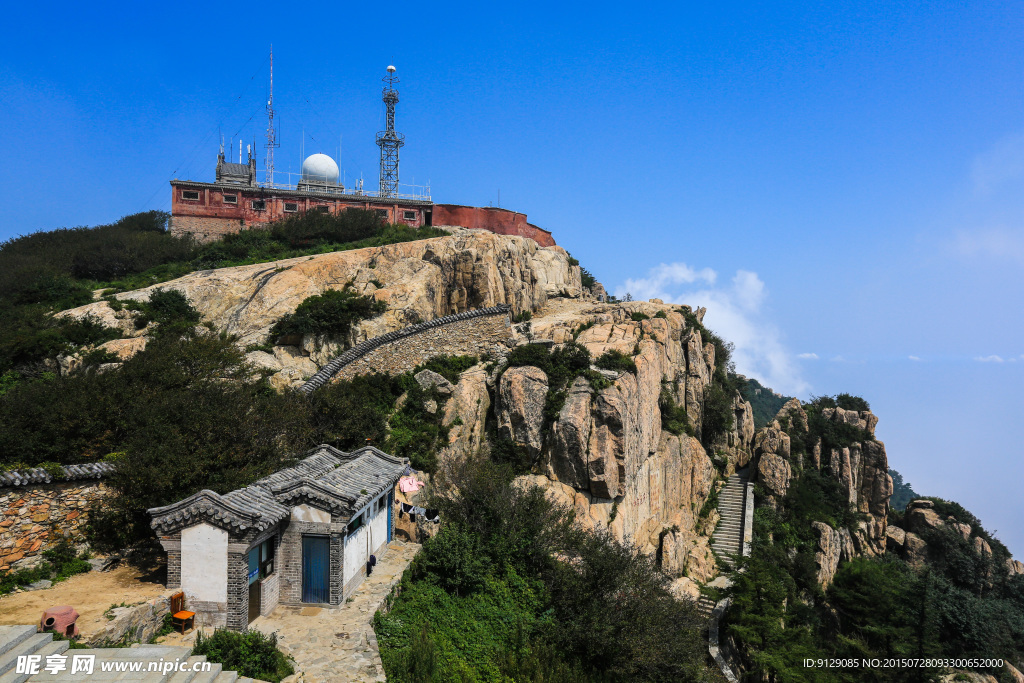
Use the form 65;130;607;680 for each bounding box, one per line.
0;565;167;638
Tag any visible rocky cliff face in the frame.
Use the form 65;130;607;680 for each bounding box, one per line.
438;299;752;587
748;398;894;586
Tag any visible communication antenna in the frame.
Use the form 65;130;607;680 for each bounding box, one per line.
265;45;280;186
376;65;405;198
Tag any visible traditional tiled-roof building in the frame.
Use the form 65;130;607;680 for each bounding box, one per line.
149;444;407;630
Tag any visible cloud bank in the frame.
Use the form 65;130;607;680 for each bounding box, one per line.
617;263;809;396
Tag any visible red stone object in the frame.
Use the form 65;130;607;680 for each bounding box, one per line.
40;606;79;638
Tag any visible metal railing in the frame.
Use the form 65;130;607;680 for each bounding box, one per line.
255;170;431;201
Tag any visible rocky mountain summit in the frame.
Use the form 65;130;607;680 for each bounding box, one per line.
50;227;1018;607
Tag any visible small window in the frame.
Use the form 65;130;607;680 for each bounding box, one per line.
312;205;329;214
403;210;416;220
251;200;266;211
259;538;275;578
181;190;200;201
284;202;298;213
223;194;237;204
348;514;363;534
375;209;388;219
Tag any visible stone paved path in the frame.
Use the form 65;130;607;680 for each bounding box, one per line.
250;541;420;683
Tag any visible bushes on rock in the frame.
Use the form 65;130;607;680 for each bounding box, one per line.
594;349;637;374
268;288;386;341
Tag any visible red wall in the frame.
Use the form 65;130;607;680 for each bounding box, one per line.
170;183;426;228
431;204;556;247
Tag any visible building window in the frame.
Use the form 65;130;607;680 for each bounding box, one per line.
223;194;237;204
348;514;363;534
312;205;329;214
284;202;298;213
251;200;266;211
181;191;200;201
403;210;416;220
258;538;275;578
375;209;389;219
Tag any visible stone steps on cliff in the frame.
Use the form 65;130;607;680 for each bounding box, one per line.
711;472;750;568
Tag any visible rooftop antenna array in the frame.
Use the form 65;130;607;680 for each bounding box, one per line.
265;46;280;187
376;65;405;198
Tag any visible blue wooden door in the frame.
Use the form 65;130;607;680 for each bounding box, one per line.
301;536;330;603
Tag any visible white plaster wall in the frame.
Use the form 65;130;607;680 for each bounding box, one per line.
370;500;388;552
181;523;228;603
343;523;367;586
291;504;331;524
343;496;389;586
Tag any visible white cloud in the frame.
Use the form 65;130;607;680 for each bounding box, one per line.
797;353;819;359
972;132;1024;195
619;262;716;300
909;355;923;361
975;355;1005;363
951;227;1024;266
831;355;845;362
615;264;809;396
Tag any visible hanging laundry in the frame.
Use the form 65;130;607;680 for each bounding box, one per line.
411;506;427;516
424;508;440;522
399;476;425;493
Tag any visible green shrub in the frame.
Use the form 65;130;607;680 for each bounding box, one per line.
268;288;386;340
700;382;734;448
629;311;649;322
835;393;870;412
654;310;667;319
192;629;293;682
513;310;533;323
594;349;637;374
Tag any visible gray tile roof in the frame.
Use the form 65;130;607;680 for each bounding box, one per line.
148;444;407;536
0;462;116;488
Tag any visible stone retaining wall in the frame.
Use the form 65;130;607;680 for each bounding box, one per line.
1;465;115;573
300;305;512;392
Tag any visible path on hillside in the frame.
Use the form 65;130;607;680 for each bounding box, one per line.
250;540;420;683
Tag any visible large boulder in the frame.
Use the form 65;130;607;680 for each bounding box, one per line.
757;453;792;498
906;499;943;534
496;366;549;458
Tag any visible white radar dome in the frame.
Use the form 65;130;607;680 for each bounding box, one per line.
301;153;340;184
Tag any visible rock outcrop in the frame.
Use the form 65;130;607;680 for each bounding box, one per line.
749;399;893;571
58;228;582;385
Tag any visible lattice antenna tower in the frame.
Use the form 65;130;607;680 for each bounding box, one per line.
376;65;405;198
265;46;280;187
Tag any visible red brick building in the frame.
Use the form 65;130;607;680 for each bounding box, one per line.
170;154;555;247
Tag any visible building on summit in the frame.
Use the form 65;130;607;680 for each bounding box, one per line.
170;62;555;247
148;445;407;630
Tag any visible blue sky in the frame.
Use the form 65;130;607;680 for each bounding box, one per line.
1;1;1021;555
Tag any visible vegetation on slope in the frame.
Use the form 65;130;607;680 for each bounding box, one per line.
888;469;920;512
737;375;794;430
0;210;445;378
374;458;712;682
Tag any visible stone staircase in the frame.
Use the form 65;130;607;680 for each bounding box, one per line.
0;625;256;683
710;471;749;569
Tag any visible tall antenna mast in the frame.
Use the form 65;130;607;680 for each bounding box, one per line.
265;46;280;187
376;65;405;198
